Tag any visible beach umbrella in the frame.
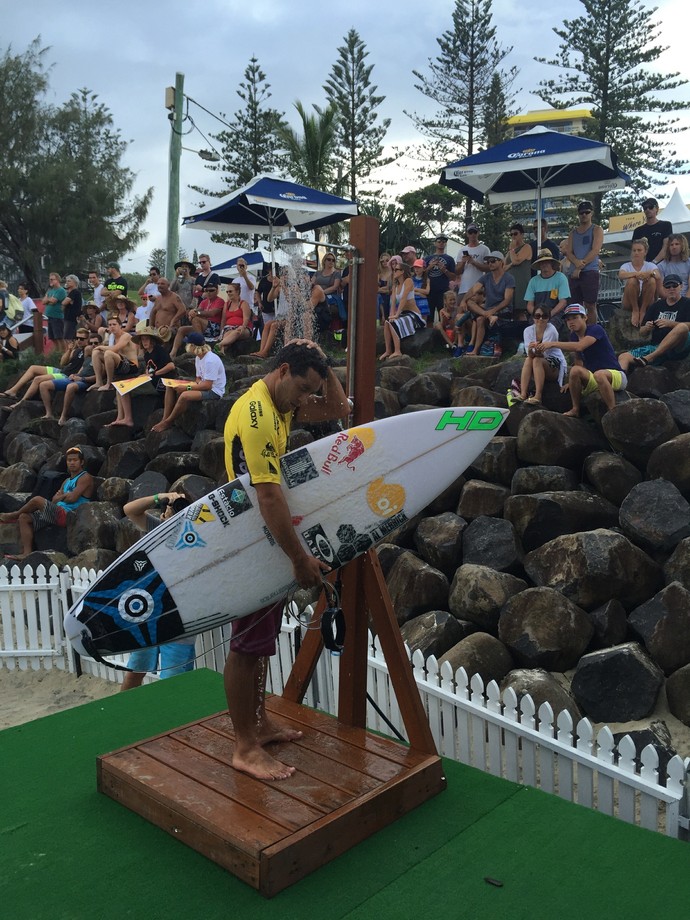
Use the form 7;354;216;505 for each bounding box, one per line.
211;248;273;274
183;173;358;269
440;125;630;246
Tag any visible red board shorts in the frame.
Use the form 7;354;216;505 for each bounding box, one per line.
230;599;284;657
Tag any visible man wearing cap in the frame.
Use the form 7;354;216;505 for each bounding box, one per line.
525;249;571;326
137;267;161;320
456;225;491;299
537;303;626;416
169;282;225;359
149;277;187;335
618;274;690;371
632;198;672;263
562;201;603;324
151;332;226;433
460;251;516;354
104;262;128;297
171;261;196;310
0;447;94;559
109;322;176;428
424;234;456;324
401;246;417;267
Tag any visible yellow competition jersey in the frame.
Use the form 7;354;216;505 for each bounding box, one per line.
224;378;293;484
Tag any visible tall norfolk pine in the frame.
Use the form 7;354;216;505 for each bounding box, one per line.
324;29;392;201
536;0;689;199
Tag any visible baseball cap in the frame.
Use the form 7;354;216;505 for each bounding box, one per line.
486;251;504;262
467;224;479;232
435;234;449;242
402;246;417;255
184;332;205;346
642;197;659;210
106;261;120;270
663;273;682;288
577;200;593;213
412;258;425;268
564;303;587;317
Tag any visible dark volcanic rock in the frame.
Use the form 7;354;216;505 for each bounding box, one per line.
571;643;664;722
500;668;583;725
128;471;169;501
414;512;466;576
586;599;628;649
97;477;131;505
439;632;514;684
498;587;594;671
619;480;690;553
601;398;679;468
398;373;451;408
66;501;121;554
666;664;690;726
457;480;510;520
516;410;605;468
449;385;508;409
198;436;226;482
374;387;400;419
462;515;522;573
69;548;118;572
510;465;579;496
467;437;518;487
448;564;527;633
385;551;449;624
660;390;690;433
400;610;468;660
422;474;466;516
375;543;406;578
612;722;678;783
628;582;690;675
664;538;690;591
99;441;149;480
0;462;36;493
504;490;619;553
646;433;690;497
146;452;201;481
524;529;662;610
583;451;642;507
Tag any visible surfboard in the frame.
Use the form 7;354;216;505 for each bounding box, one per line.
64;406;507;661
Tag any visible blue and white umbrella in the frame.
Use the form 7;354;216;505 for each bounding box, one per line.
212;249;272;274
440;125;630;244
183;173;358;268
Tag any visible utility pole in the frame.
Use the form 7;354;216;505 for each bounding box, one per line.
165;72;184;281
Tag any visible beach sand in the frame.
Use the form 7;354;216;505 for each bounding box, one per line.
0;667;121;730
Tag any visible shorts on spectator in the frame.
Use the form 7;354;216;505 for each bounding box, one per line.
31;500;68;531
114;358;137;378
230;600;284;657
200;389;221;401
389;310;425;341
633;333;690;362
545;354;561;372
126;640;196;678
582;369;628;397
47;317;64;341
569;271;600;305
205;321;221;339
63;321;77;341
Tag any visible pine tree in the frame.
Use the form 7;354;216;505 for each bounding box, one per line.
475;73;514;250
407;0;517;181
535;0;690;213
324;28;392;201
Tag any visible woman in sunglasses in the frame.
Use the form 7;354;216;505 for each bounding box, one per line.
514;306;566;405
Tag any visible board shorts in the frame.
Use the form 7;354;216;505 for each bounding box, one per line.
63;320;77;341
389;310;425;341
205;321;221;339
52;376;83;392
126;640;196;679
632;333;690;362
569;271;600;305
582;369;628;397
200;389;221;401
230;600;284;657
114;357;137;378
545;354;561;373
455;310;472;328
45;366;67;379
31;500;69;531
47;317;64;341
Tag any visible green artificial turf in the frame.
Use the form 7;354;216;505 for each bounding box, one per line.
1;668;688;920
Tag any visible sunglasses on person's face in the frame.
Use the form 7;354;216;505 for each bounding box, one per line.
486;258;499;264
509;231;520;236
533;313;547;319
665;283;680;289
579;210;592;215
324;257;335;262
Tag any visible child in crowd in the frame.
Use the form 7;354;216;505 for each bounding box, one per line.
435;290;458;348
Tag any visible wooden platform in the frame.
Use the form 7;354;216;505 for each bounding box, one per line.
98;695;446;898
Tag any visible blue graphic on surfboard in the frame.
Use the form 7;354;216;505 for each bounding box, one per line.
64;407;507;662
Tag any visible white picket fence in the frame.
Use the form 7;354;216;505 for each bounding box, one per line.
2;562;689;839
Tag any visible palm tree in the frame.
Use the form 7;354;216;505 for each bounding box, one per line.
277;101;337;193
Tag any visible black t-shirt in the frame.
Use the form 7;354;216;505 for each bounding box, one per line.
63;346;86;375
105;276;128;296
642;295;690;345
257;275;274;313
144;342;174;377
632;220;672;262
194;271;220;291
63;289;83;323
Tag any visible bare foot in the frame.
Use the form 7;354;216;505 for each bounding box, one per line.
108;419;134;427
0;513;19;523
151;419;171;433
41;414;54;420
97;384;111;392
87;383;101;391
58;418;67;426
231;745;296;781
378;352;391;361
4;553;28;561
7;401;24;410
563;408;580;417
258;723;303;746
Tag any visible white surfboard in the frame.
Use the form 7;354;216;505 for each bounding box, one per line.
64;407;507;661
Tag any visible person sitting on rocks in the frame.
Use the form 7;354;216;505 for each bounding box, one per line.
82;301;106;340
151;332;226;433
88;317;139;391
460;251;516;355
169;282;224;358
0;323;19;362
0;447;94;560
656;234;690;296
119;490;196;689
513;306;567;405
536;303;626;417
53;333;102;425
618;239;660;328
104;294;137;333
149;277;187;337
36;330;97;420
380;263;425;360
618;274;690;372
216;282;253;355
1;337;88;407
525;249;571;328
108;323;175;429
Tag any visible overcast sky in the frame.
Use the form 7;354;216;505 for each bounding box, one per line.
6;0;690;271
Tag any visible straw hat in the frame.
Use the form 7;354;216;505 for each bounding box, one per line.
132;320;171;343
532;248;561;270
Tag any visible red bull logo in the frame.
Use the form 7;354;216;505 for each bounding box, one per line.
321;426;376;475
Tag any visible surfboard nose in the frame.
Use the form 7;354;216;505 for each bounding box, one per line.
64;604;92;657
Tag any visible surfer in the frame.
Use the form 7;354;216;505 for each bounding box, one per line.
223;340;350;780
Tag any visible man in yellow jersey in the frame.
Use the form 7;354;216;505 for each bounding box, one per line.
223;340;350;780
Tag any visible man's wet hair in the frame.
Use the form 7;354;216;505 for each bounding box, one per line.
271;342;329;380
